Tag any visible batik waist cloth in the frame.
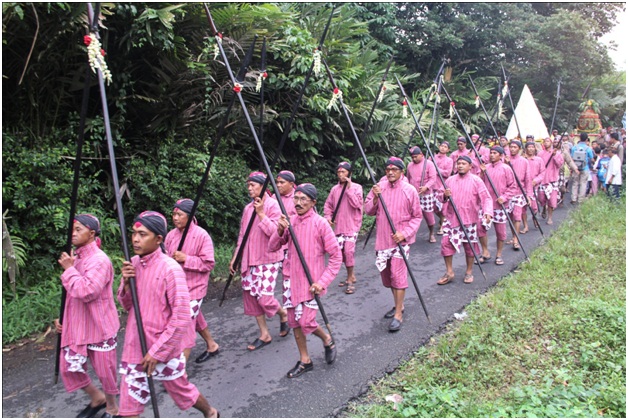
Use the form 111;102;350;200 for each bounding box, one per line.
119;353;186;404
419;192;441;212
190;298;203;320
375;244;410;272
282;276;319;321
336;233;358;250
442;220;478;253
241;262;281;298
64;337;117;373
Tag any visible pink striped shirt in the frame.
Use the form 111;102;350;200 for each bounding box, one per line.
539;149;564;184
268;209;342;304
60;241;119;347
164;221;215;300
483;161;519;204
323;182;363;235
470;146;490;176
364;178;423;250
118;249;190;363
235;196;283;271
432;153;454;180
527;155;545;186
450;148;472;174
279;189;297;218
508;154;533;197
440;173;493;228
407;159;437;194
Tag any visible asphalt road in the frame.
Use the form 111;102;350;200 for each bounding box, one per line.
2;201;575;418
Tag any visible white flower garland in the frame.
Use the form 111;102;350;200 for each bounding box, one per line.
313;49;322;77
256;71;267;93
84;34;112;85
327;87;342;110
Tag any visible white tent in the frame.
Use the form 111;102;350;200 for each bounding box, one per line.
505;84;549;140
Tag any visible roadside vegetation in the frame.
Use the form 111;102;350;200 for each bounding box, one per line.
344;194;626;418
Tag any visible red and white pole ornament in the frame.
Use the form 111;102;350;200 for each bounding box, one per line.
213;33;223;60
327;87;342;110
449;101;455;119
402;99;408;118
233;82;243;93
377;85;386;103
256;70;268;92
475;95;480;109
84;34;112;84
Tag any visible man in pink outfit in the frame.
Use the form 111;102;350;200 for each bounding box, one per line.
230;172;289;351
504;141;532;249
436;157;493;285
118;211;218;418
431;141;454;234
538;137;565;225
324;161;363;294
406;146;438;243
365;157;422;332
478;147;519;266
54;214;120;418
269;183;342;378
165;198;220;365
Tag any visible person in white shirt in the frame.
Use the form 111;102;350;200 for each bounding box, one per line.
605;146;622;201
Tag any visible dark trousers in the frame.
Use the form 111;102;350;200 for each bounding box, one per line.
606;184;620;200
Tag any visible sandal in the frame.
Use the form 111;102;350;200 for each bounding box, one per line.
513;242;520;251
338;280;347;287
505;239;514;245
495;257;504;265
519;228;528;234
429;235;437;243
474;255;491;265
287;360;313;378
279;321;290;337
437;273;454;285
463;274;474;284
247;338;271;351
324;340;337;364
345;283;356;294
436;228;444;235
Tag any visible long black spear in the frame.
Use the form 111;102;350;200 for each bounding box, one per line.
549;79;561;135
206;5;337;340
219;5;335;306
330;56;393;225
321;58;431;323
365;60;446;249
468;75;544;238
440;82;530;262
176;36;258;253
396;76;488;281
500;64;522;140
54;60;93;386
86;3;160;416
418;78;442;195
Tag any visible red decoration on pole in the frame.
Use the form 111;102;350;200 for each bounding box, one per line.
83;35;92;46
233;83;242;93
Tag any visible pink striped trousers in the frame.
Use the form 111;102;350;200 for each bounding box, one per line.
60;348;118;395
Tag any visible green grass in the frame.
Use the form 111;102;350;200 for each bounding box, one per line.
344;194;626;418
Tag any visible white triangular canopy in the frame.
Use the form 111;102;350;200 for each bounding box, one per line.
505;84;549;140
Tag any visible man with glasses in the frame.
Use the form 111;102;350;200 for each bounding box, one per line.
365;157;422;332
269;183;342;378
230;172;290;352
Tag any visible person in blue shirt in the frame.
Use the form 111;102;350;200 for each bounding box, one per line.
570;133;595;204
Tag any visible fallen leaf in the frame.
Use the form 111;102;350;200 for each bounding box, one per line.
385;394;403;411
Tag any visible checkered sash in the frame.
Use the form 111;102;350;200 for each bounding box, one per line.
119;353;186;404
375;244;410;272
539;181;560;200
336;233;358;250
190;298;203;320
442;220;478;253
282;277;318;321
493;208;510;224
242;262;281;298
64;337;117;373
419;192;436;212
510;194;527;208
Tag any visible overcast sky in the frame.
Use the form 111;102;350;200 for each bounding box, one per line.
600;8;627;71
